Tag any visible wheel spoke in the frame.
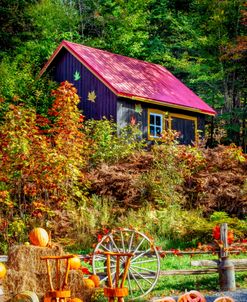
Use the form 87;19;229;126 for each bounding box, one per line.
129;267;153;285
131;258;157;265
128;269;145;294
100;268;117;284
94;255;107;261
120;230;126;253
131;248;151;263
133;237;146;255
130;264;157;275
98;243;112;253
128;231;135;252
127;271;133;297
109;234;121;253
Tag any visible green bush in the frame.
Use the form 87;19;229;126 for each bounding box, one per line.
84;118;145;165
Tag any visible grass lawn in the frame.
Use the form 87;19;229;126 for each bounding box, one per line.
142;253;247;300
82;250;247;301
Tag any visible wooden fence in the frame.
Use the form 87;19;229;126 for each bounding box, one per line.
0;223;247;291
158;223;247;291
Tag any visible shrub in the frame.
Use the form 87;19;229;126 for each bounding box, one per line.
0;82;89;252
83;118;145;166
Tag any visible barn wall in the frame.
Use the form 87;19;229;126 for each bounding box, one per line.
117;97;205;144
50;49;117;120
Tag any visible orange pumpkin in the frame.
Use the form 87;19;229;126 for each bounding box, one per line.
0;263;7;279
89;274;100;287
83;278;95;289
29;227;49;247
178;291;206;302
69;256;81;270
213;297;235;302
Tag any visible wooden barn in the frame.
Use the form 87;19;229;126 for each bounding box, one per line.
40;40;216;144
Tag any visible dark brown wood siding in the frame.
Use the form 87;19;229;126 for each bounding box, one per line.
49;49;117;120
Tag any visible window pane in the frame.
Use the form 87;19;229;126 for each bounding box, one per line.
149;112;163;138
156;127;161;136
156;116;161;126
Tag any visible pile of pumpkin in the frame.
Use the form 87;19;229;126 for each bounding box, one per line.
29;227;100;289
1;227;100;302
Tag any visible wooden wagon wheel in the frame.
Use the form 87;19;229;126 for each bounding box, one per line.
92;228;160;300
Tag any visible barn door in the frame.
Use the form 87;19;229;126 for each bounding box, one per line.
169;114;197;145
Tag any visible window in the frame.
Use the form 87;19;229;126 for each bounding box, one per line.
147;109;198;144
148;110;163;138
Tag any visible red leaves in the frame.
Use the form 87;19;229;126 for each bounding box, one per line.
97;234;103;242
0;81;89;220
228;231;234;245
212;225;234;245
212;225;220;240
96;227;110;242
171;249;181;256
80;267;91;275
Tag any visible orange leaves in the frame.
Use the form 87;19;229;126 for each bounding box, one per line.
0;81;89;222
212;225;221;240
212;225;234;245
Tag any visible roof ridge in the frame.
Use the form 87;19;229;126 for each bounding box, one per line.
63;40;163;68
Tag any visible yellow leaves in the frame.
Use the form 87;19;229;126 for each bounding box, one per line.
87;90;97;102
0;81;89;214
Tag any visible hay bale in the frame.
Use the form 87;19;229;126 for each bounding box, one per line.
3;270;37;298
7;245;64;274
3;245;95;302
3;244;64;299
68;270;95;302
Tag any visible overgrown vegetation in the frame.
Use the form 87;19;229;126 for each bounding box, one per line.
0;0;246;255
0;82;247;254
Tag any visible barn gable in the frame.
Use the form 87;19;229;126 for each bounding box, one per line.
45;47;117;121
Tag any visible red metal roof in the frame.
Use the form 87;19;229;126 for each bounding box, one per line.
40;40;216;115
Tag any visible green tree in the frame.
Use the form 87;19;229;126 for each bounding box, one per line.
0;0;80;114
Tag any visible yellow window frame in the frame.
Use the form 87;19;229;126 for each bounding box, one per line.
147;109;167;140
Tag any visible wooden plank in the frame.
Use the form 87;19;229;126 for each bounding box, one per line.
159;268;218;275
191;259;247;267
159;267;247;276
191;260;219;267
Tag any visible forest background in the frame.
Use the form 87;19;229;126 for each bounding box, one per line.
0;0;247;254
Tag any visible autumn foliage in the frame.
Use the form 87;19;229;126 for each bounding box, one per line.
212;225;234;245
0;81;247;252
0;81;88;247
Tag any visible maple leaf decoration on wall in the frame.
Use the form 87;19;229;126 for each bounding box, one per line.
73;70;81;81
135;104;143;115
88;91;97;102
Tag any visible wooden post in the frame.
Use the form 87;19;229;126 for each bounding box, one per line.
218;223;236;291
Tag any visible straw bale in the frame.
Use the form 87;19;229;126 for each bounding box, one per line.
3;245;95;302
3;270;37;298
68;270;95;302
7;244;64;274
